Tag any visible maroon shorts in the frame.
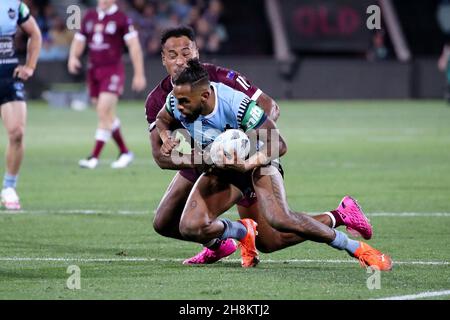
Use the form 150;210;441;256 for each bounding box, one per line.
179;168;257;208
87;63;125;98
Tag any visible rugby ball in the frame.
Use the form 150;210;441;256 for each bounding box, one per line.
210;129;250;165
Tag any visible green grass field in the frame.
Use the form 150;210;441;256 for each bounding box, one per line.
0;100;449;300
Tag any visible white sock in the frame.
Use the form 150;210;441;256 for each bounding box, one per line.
95;129;111;142
112;118;121;131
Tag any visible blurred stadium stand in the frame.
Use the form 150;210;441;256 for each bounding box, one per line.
18;0;450;101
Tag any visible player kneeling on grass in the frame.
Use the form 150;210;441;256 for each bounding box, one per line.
68;0;146;169
156;59;393;271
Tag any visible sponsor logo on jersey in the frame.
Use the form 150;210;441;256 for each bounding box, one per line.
246;105;263;129
0;58;19;65
94;23;104;33
8;8;16;20
92;32;104;45
105;21;117;34
239;100;264;131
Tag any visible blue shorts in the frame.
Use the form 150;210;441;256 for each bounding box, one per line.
0;78;25;106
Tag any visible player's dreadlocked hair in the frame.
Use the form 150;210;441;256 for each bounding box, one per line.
161;26;196;46
174;59;209;87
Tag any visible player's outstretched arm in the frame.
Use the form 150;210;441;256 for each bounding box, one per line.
15;16;41;81
126;36;147;92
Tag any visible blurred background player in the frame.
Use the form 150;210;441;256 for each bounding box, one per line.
437;0;450;103
68;0;147;169
146;27;373;266
0;0;41;209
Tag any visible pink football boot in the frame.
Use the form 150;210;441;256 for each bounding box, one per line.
183;239;237;265
335;196;373;240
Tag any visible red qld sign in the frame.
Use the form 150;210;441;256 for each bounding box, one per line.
282;0;374;52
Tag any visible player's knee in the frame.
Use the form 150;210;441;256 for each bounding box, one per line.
8;126;25;146
153;206;177;236
152;216;170;237
256;240;278;253
179;221;202;240
98;118;114;130
179;218;209;242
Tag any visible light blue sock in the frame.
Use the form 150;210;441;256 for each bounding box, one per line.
329;230;360;256
3;173;18;189
219;219;247;241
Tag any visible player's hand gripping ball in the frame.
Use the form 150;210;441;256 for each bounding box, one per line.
210;129;250;165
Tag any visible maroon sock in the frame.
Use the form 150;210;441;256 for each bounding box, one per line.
331;210;345;227
112;127;129;154
91;140;106;158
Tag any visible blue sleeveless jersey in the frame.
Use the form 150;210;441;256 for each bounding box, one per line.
165;82;267;148
0;0;30;78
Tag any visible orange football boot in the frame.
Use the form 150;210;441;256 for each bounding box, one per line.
353;242;393;271
238;219;259;268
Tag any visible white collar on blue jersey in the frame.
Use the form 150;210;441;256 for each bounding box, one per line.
204;83;219;119
97;4;118;20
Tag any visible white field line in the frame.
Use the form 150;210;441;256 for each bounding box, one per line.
376;290;450;300
0;257;448;266
0;209;149;215
368;212;450;217
1;210;450;217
